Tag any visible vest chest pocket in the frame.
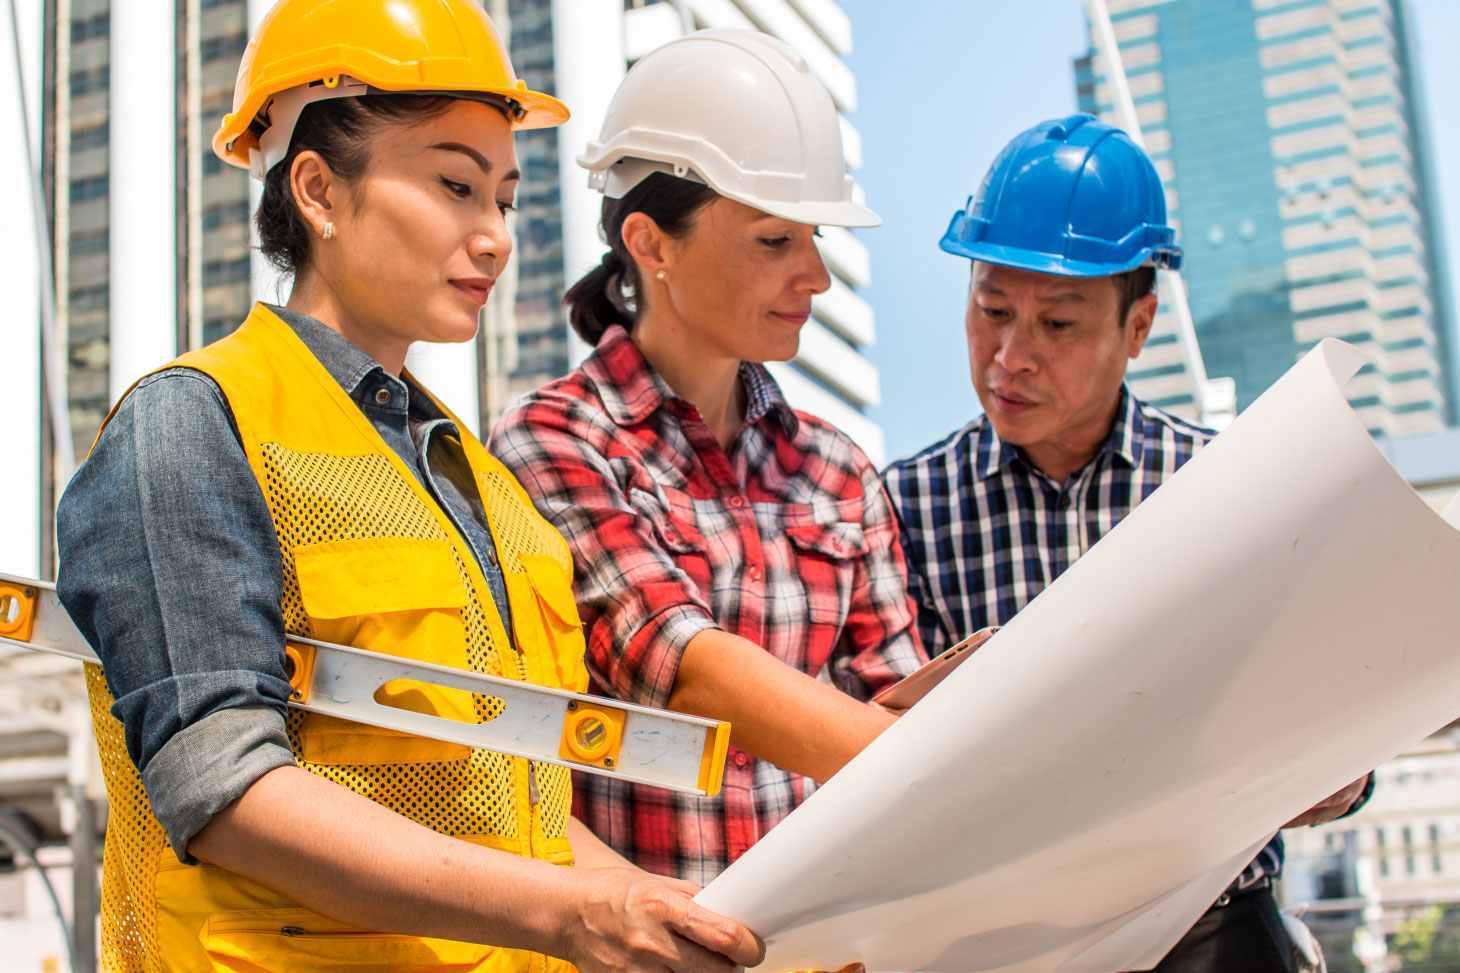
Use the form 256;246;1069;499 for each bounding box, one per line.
512;552;590;694
292;537;479;766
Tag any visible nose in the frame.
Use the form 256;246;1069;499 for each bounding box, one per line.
469;206;513;273
993;320;1038;375
802;237;833;295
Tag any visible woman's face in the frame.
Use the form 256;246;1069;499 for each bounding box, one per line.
308;100;518;358
654;196;832;364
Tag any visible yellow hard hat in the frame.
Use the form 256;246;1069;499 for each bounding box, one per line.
213;0;568;178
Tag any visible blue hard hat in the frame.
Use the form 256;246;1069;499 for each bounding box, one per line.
940;113;1182;276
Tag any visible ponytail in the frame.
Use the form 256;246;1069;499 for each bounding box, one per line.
564;171;717;346
565;250;635;345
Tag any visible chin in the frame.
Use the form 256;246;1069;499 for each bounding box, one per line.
424;307;483;345
986;412;1042;446
760;333;802;364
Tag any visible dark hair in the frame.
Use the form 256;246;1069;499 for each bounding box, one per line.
1113;265;1157;326
564;171;717;345
255;94;459;277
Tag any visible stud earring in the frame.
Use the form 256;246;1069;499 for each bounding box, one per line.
655;270;666;281
322;222;334;240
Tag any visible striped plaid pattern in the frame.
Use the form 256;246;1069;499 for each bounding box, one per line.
883;388;1284;890
490;325;924;884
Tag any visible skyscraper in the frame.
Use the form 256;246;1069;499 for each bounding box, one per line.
1075;0;1455;436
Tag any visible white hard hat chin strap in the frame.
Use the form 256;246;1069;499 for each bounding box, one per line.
254;77;371;180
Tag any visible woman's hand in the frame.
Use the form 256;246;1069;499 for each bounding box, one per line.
563;867;764;973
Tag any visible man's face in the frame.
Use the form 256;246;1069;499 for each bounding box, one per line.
966;262;1155;461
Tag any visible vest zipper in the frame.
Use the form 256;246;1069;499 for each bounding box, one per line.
528;761;541;806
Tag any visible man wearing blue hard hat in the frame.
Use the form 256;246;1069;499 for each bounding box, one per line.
883;114;1373;972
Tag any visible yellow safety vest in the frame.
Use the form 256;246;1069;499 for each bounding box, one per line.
83;304;589;972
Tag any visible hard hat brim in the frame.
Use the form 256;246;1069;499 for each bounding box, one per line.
939;237;1159;277
214;80;568;173
746;197;882;229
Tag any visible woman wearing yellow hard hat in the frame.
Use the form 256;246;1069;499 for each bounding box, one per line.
54;2;761;971
490;29;926;886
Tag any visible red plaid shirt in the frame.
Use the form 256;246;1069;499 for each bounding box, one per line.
490;325;925;883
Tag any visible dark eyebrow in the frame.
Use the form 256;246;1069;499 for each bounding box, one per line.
428;142;520;181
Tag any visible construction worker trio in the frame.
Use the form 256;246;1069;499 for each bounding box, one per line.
52;1;1373;971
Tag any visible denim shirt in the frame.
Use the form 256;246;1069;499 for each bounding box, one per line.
56;307;514;860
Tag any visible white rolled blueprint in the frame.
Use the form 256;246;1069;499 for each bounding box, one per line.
696;339;1460;972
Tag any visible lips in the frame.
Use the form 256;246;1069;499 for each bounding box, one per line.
770;309;812;325
451;278;496;305
991;389;1040;414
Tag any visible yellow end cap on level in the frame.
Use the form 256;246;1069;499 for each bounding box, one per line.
698;722;732;797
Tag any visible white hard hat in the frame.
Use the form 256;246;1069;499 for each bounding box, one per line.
578;29;879;228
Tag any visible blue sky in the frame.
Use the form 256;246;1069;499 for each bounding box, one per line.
843;0;1460;462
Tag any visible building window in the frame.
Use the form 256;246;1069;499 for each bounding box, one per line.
70;65;110;97
1403;826;1415;876
71;12;109;43
1431;824;1443;874
73;121;110;151
1377;827;1389;877
69;175;109;203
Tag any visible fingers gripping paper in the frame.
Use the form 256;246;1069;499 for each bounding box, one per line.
696;340;1460;973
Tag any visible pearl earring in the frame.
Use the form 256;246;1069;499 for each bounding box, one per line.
322;222;335;240
655;270;666;281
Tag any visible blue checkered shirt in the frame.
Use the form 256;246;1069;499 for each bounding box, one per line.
882;387;1283;892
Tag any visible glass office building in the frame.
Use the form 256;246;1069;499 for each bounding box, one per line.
1075;0;1455;436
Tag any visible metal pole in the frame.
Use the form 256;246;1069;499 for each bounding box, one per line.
0;815;74;972
67;785;98;973
1083;0;1221;424
8;0;76;482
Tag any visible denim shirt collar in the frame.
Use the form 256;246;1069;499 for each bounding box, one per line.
268;305;437;422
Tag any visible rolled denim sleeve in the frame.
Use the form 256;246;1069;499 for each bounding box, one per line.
56;369;296;861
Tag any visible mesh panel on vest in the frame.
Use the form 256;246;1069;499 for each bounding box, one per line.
476;467;577;839
261;443;525;839
86;663;161;973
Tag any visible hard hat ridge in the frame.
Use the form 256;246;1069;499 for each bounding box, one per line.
579;28;878;228
940;113;1182;277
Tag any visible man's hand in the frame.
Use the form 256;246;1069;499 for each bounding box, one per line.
563;867;764;973
1283;774;1371;828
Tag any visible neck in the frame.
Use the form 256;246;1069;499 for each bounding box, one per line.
632;311;745;450
287;272;410;376
1019;396;1123;484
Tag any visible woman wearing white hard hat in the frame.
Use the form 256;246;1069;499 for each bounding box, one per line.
491;29;926;884
53;2;762;970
